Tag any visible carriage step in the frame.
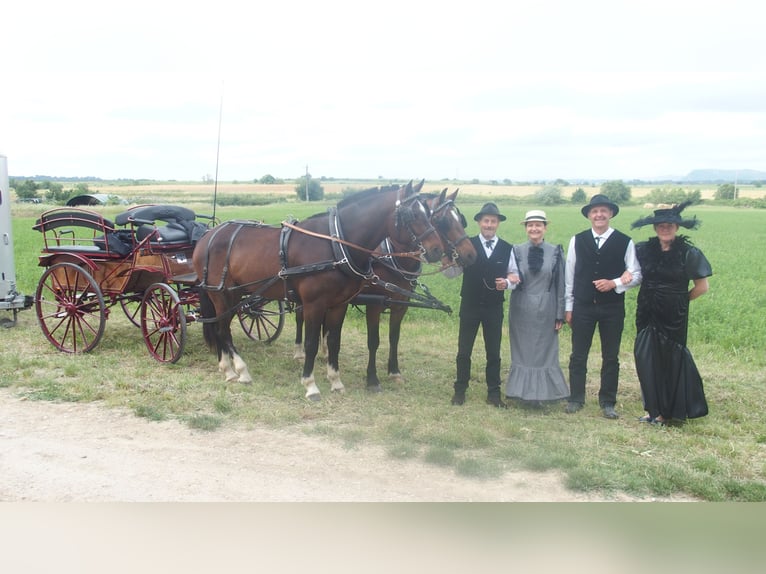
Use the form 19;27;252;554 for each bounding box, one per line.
171;272;198;284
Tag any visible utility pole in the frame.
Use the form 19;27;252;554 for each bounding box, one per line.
305;164;309;202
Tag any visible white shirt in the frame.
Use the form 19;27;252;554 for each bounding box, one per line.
564;227;642;311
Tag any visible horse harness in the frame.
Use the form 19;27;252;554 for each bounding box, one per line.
196;194;436;318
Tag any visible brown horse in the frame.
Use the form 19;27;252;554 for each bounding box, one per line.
294;188;477;391
193;181;443;400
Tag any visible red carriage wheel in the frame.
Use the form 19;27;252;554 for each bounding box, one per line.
119;296;142;327
237;298;285;343
140;283;187;363
35;262;106;354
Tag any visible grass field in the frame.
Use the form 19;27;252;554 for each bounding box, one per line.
2;183;765;501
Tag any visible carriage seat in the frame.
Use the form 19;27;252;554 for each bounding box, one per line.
34;208;132;256
115;204;208;246
136;222;191;244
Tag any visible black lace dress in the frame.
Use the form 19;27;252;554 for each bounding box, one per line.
633;236;712;420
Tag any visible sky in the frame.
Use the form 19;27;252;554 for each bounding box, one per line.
2;0;764;183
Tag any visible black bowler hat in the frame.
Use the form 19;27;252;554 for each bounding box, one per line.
473;202;507;222
631;201;700;229
581;194;620;218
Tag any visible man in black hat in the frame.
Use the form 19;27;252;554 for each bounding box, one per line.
452;202;519;408
564;194;642;419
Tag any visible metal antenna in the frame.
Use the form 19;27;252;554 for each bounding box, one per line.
212;82;224;221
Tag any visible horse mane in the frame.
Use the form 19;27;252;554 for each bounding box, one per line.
300;185;406;222
336;185;402;209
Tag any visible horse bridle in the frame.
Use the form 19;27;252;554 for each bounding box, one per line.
429;199;471;265
393;191;440;258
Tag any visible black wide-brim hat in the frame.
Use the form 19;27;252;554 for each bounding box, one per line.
581;194;620;217
631;201;700;229
473;202;506;222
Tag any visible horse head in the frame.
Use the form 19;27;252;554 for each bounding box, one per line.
390;180;443;263
427;188;477;268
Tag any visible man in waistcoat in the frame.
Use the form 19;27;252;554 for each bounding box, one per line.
564;194;642;419
452;202;519;408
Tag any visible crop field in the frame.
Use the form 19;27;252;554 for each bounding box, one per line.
2;181;765;501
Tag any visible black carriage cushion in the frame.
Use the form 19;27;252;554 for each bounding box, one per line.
115;204;196;226
136;222;190;244
93;230;133;256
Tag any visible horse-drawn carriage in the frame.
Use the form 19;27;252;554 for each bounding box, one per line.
32;204;284;363
33;182;476;399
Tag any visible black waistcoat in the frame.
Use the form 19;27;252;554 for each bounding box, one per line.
460;236;512;306
572;229;630;305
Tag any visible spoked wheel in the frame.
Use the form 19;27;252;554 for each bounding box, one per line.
141;282;187;363
35;262;106;353
238;297;285;343
119;296;142;327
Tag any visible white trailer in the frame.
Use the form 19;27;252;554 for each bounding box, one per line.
0;155;33;326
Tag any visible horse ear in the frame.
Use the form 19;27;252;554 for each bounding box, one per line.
447;189;458;202
438;187;447;205
413;179;425;193
403;180;414;197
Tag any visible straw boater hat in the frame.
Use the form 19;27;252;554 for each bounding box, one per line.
631;201;700;230
522;210;547;224
473;202;506;222
581;194;620;217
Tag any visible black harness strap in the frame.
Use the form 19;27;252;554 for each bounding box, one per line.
328;206;375;280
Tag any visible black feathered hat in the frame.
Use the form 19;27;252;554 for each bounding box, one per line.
631;201;701;229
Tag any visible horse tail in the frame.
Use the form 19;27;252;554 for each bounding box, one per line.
198;289;218;350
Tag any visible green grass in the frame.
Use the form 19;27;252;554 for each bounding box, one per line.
2;194;765;501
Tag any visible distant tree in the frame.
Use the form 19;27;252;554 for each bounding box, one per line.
715;183;736;200
12;179;40;200
259;174;277;184
553;178;569;186
646;187;701;205
42;182;71;204
571;187;586;204
535;185;564;205
294;174;324;201
599;180;631;204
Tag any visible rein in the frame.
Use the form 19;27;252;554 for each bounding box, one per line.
280;218;425;262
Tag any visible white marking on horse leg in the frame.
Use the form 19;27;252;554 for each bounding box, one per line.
302;374;321;401
327;365;345;393
293;344;305;360
389;373;404;384
232;352;253;384
218;355;239;382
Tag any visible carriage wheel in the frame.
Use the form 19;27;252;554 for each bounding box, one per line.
119;296;142;327
35;262;106;354
238;298;285;343
140;282;187;363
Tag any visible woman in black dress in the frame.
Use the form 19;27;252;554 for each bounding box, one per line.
631;202;712;425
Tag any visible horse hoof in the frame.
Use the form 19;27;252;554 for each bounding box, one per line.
307;393;321;402
389;374;404;384
366;384;383;393
331;387;345;394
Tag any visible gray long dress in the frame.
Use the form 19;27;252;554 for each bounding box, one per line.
504;241;569;401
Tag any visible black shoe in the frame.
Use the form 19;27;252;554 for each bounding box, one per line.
451;392;465;406
486;396;508;409
602;405;619;419
565;401;583;414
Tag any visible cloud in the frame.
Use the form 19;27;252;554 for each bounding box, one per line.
2;0;765;181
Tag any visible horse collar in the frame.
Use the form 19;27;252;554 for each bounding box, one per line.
328;206;374;279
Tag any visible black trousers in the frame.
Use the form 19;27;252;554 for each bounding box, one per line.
568;300;625;407
455;301;504;398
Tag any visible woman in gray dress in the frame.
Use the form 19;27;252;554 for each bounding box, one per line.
504;210;569;405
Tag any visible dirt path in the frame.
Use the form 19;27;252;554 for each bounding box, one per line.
0;390;683;502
